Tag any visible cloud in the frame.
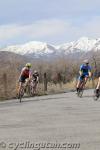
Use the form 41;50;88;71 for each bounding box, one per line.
0;0;100;25
69;16;100;40
0;17;100;46
0;19;69;42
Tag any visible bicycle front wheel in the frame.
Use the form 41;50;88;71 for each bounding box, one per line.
93;89;99;101
19;88;24;103
77;89;83;98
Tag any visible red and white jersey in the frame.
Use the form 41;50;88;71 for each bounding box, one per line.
21;67;32;78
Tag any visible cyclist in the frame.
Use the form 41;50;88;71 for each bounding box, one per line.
18;63;32;97
31;70;39;94
76;59;92;92
95;73;100;95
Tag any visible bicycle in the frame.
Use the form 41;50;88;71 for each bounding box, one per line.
77;77;86;98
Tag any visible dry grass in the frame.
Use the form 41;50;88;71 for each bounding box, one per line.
45;78;98;94
0;74;98;101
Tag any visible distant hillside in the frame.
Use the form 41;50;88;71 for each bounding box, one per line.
0;51;30;67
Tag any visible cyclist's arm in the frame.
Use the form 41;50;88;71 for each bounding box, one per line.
88;66;92;78
19;68;25;77
88;71;92;78
18;69;24;81
36;76;39;83
79;70;83;76
29;70;32;81
79;65;83;76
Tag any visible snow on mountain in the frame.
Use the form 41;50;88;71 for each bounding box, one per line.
1;37;100;58
1;41;56;56
57;37;100;54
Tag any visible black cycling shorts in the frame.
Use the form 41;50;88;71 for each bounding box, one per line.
19;76;27;83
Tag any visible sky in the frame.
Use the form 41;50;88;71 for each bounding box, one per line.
0;0;100;47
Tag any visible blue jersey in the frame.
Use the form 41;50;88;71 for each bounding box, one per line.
80;64;91;75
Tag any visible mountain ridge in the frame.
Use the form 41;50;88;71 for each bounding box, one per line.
1;37;100;58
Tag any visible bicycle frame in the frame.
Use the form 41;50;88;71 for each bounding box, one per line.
27;80;37;96
18;83;26;102
77;78;86;98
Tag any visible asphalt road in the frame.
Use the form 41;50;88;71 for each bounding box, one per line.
0;89;100;150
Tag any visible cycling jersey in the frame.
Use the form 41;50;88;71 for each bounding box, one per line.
21;67;32;78
78;64;91;81
19;67;32;82
32;73;39;82
80;64;91;76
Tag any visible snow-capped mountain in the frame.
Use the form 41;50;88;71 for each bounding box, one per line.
1;41;56;56
57;37;100;53
1;37;100;58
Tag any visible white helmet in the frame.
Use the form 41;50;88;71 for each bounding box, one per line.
34;70;38;74
83;59;89;64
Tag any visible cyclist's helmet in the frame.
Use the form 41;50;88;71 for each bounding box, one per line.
83;59;89;64
25;63;32;68
34;70;38;74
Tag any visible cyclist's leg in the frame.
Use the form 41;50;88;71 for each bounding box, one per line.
96;77;100;94
18;82;23;98
25;78;29;86
76;76;82;92
18;76;26;96
33;82;37;94
30;80;36;94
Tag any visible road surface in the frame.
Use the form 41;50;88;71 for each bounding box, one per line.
0;89;100;150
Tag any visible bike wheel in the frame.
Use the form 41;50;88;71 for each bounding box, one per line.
19;88;24;103
93;89;99;101
29;85;34;96
77;89;83;98
77;80;85;98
